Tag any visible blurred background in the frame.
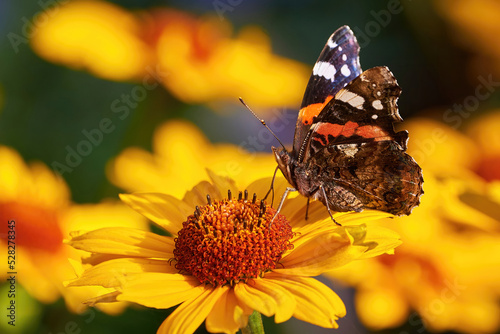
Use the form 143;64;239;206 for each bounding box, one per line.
1;0;500;333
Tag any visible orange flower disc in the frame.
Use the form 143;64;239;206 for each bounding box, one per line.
173;192;294;286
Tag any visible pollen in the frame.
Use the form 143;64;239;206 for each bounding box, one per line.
173;190;294;286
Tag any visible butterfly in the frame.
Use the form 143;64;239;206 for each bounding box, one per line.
272;25;423;222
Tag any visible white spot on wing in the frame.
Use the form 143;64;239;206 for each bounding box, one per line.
372;100;383;110
341;64;351;77
337;90;365;109
338;144;359;158
338;46;343;52
327;38;338;48
342;54;347;61
371;114;378;119
313;61;336;81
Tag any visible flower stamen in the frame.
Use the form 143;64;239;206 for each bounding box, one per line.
173;191;294;286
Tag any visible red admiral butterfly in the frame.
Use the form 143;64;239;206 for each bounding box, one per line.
272;25;423;221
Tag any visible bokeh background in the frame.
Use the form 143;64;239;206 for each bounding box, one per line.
1;0;500;333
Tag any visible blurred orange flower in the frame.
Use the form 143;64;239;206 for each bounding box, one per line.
467;110;500;181
0;146;147;314
326;118;500;333
30;1;309;108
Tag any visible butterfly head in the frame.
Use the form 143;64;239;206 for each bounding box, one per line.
272;146;297;188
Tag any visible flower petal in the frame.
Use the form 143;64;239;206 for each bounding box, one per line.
119;193;192;234
251;278;296;323
277;227;368;276
117;272;205;309
66;258;173;288
207;169;239;199
181;180;221;208
355;225;402;259
157;285;229;334
234;281;277;317
266;273;345;328
68;227;173;258
206;288;253;334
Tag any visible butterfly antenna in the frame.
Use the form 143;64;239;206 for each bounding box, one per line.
239;97;287;150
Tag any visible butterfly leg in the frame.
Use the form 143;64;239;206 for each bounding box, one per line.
264;166;279;207
270;187;296;225
319;184;341;226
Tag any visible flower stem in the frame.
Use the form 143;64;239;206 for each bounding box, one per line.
241;311;265;334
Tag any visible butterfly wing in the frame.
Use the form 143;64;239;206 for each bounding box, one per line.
293;25;362;156
298;66;423;215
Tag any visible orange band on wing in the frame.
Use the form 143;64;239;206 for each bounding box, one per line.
356;125;390;140
315;121;359;138
314;121;391;145
298;96;334;126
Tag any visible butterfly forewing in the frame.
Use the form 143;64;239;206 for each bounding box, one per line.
293;25;362;155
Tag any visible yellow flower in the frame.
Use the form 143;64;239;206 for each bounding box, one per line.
107;119;277;197
67;171;401;333
30;2;309;108
326;118;500;333
0;146;147;314
30;0;153;81
154;12;309;107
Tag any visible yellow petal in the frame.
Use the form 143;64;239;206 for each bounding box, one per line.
266;274;345;328
118;272;205;309
234;282;277;317
207;169;239;199
83;291;121;306
355;225;402;259
67;258;173;288
157;286;228;334
251;278;296;323
68;227;173;258
120;193;191;234
181;180;221;208
277;228;367;276
206;288;252;334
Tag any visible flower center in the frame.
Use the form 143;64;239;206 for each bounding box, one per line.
173;191;294;286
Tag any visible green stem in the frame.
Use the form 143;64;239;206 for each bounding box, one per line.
240;311;265;334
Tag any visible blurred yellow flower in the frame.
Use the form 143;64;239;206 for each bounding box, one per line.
326;118;500;333
0;146;148;314
30;0;153;81
107;119;277;198
435;0;500;76
30;1;309;108
67;171;401;333
153;10;309;107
